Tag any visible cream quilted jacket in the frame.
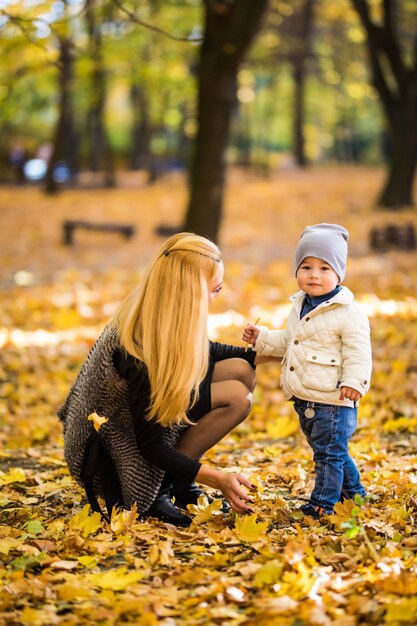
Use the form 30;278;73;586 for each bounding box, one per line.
254;287;372;406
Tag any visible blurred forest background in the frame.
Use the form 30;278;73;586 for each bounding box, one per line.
2;2;417;625
0;0;416;242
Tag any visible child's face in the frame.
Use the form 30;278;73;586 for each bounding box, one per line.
296;256;339;296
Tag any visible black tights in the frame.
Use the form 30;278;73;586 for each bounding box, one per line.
176;358;256;461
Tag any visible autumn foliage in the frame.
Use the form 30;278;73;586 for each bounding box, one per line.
1;167;417;625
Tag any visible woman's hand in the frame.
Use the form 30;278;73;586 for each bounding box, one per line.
242;324;260;347
216;472;255;513
196;466;255;514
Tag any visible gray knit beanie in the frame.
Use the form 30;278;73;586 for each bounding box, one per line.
295;223;349;282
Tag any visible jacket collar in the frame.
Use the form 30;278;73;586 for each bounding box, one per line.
290;285;354;314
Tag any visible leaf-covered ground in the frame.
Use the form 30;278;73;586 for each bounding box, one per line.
1;167;417;625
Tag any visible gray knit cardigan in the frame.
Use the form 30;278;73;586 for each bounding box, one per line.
58;324;181;512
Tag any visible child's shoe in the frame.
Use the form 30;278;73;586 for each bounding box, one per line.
301;503;333;519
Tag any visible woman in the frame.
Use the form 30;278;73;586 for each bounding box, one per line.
58;233;258;526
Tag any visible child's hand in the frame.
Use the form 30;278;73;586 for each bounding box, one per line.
340;386;362;402
242;324;260;346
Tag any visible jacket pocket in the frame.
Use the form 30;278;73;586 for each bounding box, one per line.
300;350;341;392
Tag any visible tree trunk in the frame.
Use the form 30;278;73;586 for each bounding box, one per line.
130;82;155;182
85;0;115;187
293;62;307;167
185;68;237;240
183;0;269;242
379;83;417;207
176;103;192;171
45;36;74;194
289;0;316;168
351;0;417;208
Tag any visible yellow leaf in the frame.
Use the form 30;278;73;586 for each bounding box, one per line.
266;415;299;438
377;571;417;595
88;567;145;590
235;513;268;543
384;597;417;623
254;559;284;587
402;536;417;548
0;538;23;555
286;560;317;596
148;541;174;566
328;499;357;525
248;475;264;494
187;494;223;525
87;412;108;431
78;555;99;568
0;467;26;486
110;503;138;533
68;504;102;537
19;607;43;626
57;583;93;601
383;417;417;433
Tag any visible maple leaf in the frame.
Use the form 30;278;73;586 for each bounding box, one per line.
383;416;417;433
187;494;223;525
0;538;23;555
148;540;174;566
384;597;417;623
110;503;138;533
0;467;26;486
235;513;268;543
248;475;264;494
87;411;108;431
57;583;94;601
282;564;316;597
19;606;44;626
77;555;99;568
254;559;284;587
87;566;145;590
24;519;45;536
328;499;358;525
266;415;299;439
68;504;102;537
377;571;417;595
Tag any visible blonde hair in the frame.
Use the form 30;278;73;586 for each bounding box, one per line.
113;233;222;427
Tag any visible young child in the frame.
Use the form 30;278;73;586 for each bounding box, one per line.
242;223;372;518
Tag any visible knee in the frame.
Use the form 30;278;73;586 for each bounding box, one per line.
235;360;256;392
228;380;253;423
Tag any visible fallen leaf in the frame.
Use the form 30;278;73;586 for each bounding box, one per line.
0;468;26;486
87;412;108;431
235;513;268;543
188;494;223;524
87;567;145;590
68;504;102;537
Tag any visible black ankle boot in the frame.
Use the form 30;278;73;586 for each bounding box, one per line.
145;480;192;527
173;480;230;513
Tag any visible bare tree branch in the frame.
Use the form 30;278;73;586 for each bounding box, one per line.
351;0;395;116
111;0;203;43
381;0;408;94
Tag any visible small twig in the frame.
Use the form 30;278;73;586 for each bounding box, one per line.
111;0;203;43
245;317;260;352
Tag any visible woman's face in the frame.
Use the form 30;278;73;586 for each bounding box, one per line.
208;261;224;306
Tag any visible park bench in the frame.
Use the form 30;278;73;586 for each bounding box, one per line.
63;220;135;246
369;223;416;252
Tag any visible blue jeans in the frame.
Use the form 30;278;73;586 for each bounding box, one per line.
293;399;366;513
